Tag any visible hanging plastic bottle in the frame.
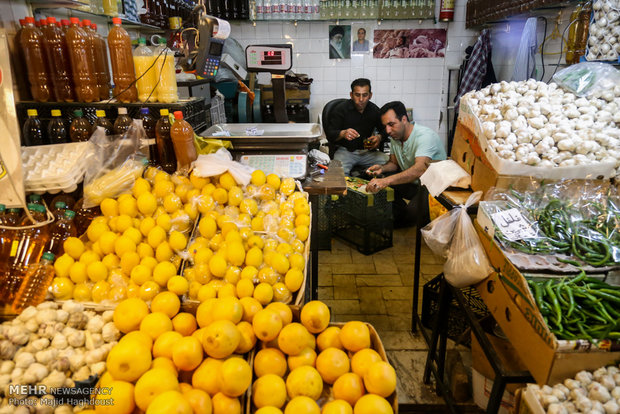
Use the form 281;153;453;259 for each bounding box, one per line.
66;17;98;102
108;18;138;103
11;252;55;314
48;109;68;144
140;108;158;164
20;17;54;102
155;108;176;173
154;38;178;103
69;109;92;142
134;37;157;102
42;17;75;102
170;111;197;173
22;109;45;146
45;210;77;256
574;1;591;64
114;107;133;135
95;110;114;136
90;23;112;101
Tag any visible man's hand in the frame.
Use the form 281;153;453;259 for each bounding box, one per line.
366;164;383;177
365;134;381;150
366;177;388;193
340;128;360;141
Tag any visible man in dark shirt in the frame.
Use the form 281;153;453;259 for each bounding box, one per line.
324;78;388;176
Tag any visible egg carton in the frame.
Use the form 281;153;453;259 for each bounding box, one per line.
21;142;92;194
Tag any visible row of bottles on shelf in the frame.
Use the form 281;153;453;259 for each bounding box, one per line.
203;0;250;20
18;16;177;104
0;195;80;313
251;0;433;19
76;0;195;27
22;107;196;175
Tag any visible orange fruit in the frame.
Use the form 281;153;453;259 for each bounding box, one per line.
211;297;243;324
134;368;180;411
151;291;181;318
322;400;353;414
287;347;317;371
120;331;153;350
339;321;370;352
285;366;323;400
196;298;217;328
254;348;287;377
235;321;257;354
300;301;330;334
152;331;183;359
151;357;177;376
145;390;192;414
252;374;287;409
202;320;240;359
192;358;222;396
363;361;396;398
353;394;393;414
217;357;252;398
284;396;320;414
240;297;263;323
252;309;283;342
96;380;135;413
184;388;212;414
140;312;173;340
113;298;150;333
172;336;204;371
316;347;350;384
106;341;152;382
333;373;365;406
266;302;293;325
172;312;198;336
278;323;311;356
211;392;240;414
317;326;343;351
350;349;382;378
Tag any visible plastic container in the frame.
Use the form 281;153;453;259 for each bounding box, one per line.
20;17;53;102
11;251;55;314
69;109;92;142
113;107;133;135
81;20;99;99
154;37;178;103
66;17;98;102
22;109;45;146
108;17;138;103
21;141;91;194
45;210;77;256
48;109;68;144
170;111;197;172
52;201;67;221
103;0;119;16
134;37;157;102
42;17;75;102
155;108;176;173
140;107;158;164
95;109;114;136
91;23;112;101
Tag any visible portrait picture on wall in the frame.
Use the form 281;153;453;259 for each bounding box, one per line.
373;29;447;59
329;25;351;59
351;25;370;54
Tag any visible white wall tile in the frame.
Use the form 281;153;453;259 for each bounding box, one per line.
389;65;403;80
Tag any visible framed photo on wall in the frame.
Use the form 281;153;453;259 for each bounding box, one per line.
351;25;371;54
329;25;351;59
373;29;447;59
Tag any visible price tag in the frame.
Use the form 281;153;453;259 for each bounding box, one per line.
490;208;537;241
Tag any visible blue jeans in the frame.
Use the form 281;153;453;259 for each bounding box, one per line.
334;147;389;176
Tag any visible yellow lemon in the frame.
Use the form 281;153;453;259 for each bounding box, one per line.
217;357;252;398
120;251;141;275
218;172;237;190
98;231;118;255
147;226;167;249
140;312;173;340
151;291;181;318
253;374;287;409
156;213;172;232
86;261;108;282
295;225;309;242
253;283;274;305
100;198;119;217
266;173;281;190
139;280;161;301
79;250;100;266
64;237;85;259
152;331;184;359
251;170;266;186
190;172;209;189
50;277;74;300
118;196;138;217
208;254;227;278
115;235;137;257
172;336;204;371
271;253;290;275
53;253;74;278
240;198;258;216
92;280;111;302
235;279;254;298
69;261;88;284
113;297;150;333
192;358;222;396
163;193;183;214
155;242;174;262
145;390;192;414
133;176;152;197
153;179;175;199
153;261;177;287
140;217;157;237
96;380;135;413
134;368;179;411
169;231;188;251
72;283;92;302
280;177;296;195
167;275;189;295
228;186;243;207
115;214;134;233
197;284;217;302
123;227;143;245
240;265;258;281
130;264;152;285
198;216;217;239
213;188;228;204
137;242;155;259
172;312;197;336
285;268;304;292
202;320;240;359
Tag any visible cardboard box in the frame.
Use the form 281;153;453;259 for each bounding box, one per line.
474;221;620;385
472;368;515;414
516;386;545;414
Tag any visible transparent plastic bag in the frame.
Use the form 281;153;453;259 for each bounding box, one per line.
192;147;254;186
82;121;148;208
552;62;620;97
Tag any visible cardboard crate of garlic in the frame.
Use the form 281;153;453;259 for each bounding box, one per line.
458;79;619;181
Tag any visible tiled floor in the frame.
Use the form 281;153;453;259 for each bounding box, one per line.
317;227;478;411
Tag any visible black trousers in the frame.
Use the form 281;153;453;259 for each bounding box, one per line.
389;181;430;228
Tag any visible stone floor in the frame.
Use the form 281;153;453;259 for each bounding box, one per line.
317;227;481;412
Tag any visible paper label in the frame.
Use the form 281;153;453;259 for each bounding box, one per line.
490;208;536;241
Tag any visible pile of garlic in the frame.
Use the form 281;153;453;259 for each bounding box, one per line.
462;79;620;178
529;365;620;414
0;301;120;414
586;0;620;61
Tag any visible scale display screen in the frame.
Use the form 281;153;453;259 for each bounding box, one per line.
245;45;293;72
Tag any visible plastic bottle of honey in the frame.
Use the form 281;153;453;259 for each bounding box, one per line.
114;107;133;135
91;23;112;101
95;110;114;136
48;109;68;143
22;109;45;146
134;37;157;102
42;17;75;102
170;111;197;172
69;109;92;142
565;2;582;64
108;17;138;103
140;108;158;163
156;108;176;173
45;210;77;256
66;17;98;102
11;251;55;314
81;19;99;100
154;38;178;103
20;17;54;102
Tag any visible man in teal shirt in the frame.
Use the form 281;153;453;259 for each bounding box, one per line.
366;101;446;227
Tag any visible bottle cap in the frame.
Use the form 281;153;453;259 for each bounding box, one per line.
51;109;61;117
54;201;66;209
74;109;83;117
27;203;37;211
56;21;61;28
47;17;56;24
96;110;106;118
19;19;26;26
112;17;122;25
29;194;41;202
82;19;91;26
140;108;150;115
8;208;20;214
173;111;183;120
118;107;128;115
61;19;70;26
138;37;146;44
27;109;38;117
0;204;5;213
91;23;97;30
36;205;47;213
65;210;76;219
70;17;80;25
42;252;55;261
160;109;169;116
25;17;35;24
38;19;46;26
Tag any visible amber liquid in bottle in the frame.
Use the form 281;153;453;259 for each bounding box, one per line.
11;252;55;314
70;109;92;142
91;23;112;101
156;109;176;173
108;17;138;102
42;17;75;102
170;111;197;172
66;17;98;102
20;17;54;102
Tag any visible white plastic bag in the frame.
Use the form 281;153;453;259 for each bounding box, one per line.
192;147;254;186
